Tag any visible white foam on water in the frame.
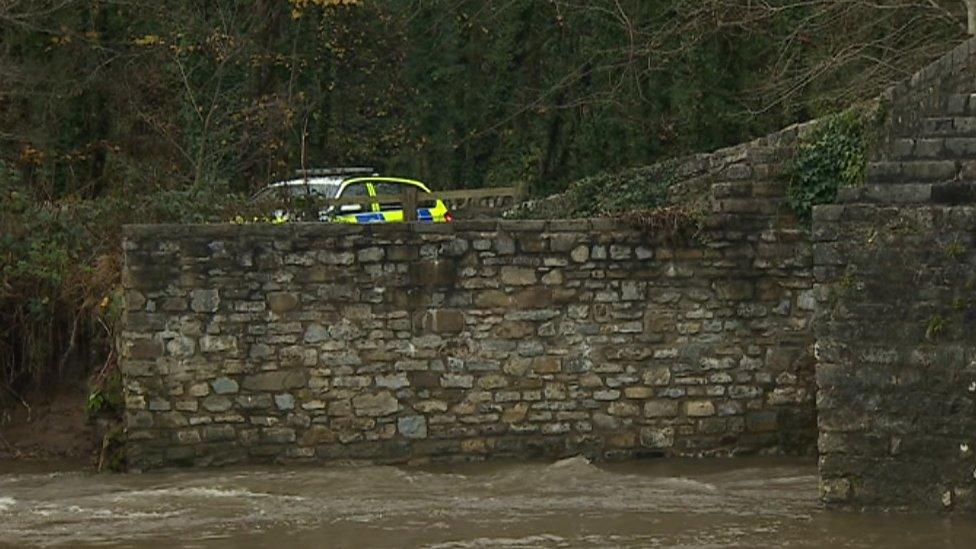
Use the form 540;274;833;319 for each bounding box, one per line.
423;533;567;548
113;487;305;501
551;455;591;468
652;477;718;493
0;496;15;512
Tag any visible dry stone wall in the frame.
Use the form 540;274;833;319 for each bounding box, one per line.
121;197;816;470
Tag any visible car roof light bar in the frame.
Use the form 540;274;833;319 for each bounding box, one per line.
294;167;376;177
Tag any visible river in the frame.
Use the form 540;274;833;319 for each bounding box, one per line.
1;457;974;548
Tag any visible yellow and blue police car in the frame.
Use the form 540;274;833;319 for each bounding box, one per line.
253;168;453;224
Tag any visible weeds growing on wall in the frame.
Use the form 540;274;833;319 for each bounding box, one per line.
786;108;872;222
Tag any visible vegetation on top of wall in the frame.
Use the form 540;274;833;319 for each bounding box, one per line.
504;163;677;219
785;106;879;223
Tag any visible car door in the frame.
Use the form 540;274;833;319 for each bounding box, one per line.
369;181;441;222
333;181;384;223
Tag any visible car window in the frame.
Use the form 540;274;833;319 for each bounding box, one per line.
371;182;435;210
254;182;338;201
286;183;337;198
337;183;370;213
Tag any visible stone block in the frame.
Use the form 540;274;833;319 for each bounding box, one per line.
126;340;162;360
318;250;355;265
532;357;561;374
441;374;474;389
236;394;273;410
746;411;778;432
477;374;509;389
249;343;273;360
714;280;753;300
211;377;239;395
685;401;716;417
190;289;220;313
376;373;410;389
593;390;621;401
301;426;337;446
423;309;465;334
643;366;671;386
644;400;678;418
475;290;510;309
303;324;329;344
624;386;654;399
199;335;237;354
500;266;537;286
352;391;399;417
398;415;428;439
571;245;590;263
203;425;237;442
202;396;232;412
267;292;299;313
411;260;456;287
242;371;308;392
608;401;639;417
640;427;674;449
275;393;296;411
513;287;553;308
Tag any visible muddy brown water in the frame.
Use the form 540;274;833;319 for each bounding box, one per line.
1;457;975;548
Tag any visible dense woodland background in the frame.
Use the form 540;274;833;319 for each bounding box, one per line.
0;0;970;400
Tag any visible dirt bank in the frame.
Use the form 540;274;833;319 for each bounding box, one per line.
0;386;99;465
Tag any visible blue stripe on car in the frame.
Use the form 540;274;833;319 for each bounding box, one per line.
354;213;385;223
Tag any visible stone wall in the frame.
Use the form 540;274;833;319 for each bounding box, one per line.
815;205;976;512
814;38;976;511
121;197;816;470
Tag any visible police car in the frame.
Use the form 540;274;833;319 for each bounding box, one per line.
253;168;453;223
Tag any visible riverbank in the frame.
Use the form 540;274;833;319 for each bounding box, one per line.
0;386;98;466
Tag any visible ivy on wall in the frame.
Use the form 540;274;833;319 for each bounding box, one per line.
786;109;872;223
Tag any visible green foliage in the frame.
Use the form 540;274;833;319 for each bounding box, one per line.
87;372;123;416
0;168;248;392
506;163;676;220
567;164;676;218
925;314;947;341
787;110;868;222
944;239;966;261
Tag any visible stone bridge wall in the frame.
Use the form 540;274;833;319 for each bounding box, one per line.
814;39;976;512
121;199;816;470
121;36;976;511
